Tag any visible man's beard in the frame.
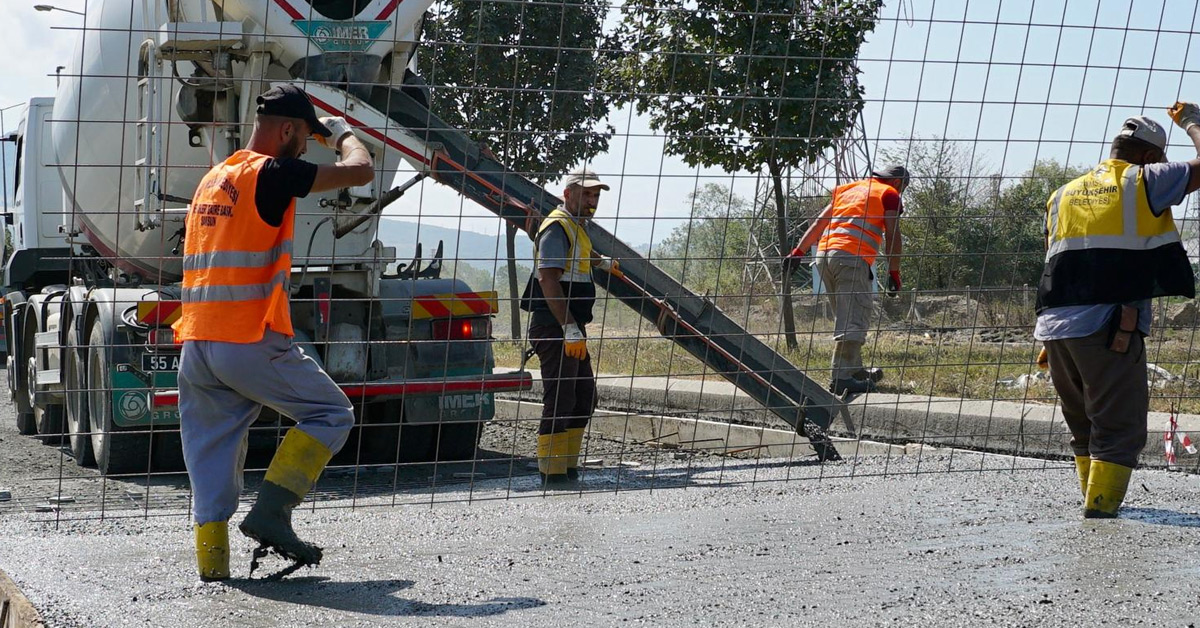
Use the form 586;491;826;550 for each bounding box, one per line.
283;134;305;159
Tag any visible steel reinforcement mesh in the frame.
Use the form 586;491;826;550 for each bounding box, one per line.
1;0;1199;522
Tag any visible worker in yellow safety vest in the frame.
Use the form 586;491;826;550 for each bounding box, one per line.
175;85;374;580
786;165;910;396
520;167;622;486
1036;110;1200;518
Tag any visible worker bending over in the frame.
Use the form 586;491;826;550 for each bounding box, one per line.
1036;109;1200;518
787;165;910;395
174;85;374;579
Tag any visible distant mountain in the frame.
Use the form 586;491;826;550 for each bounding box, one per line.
376;218;533;274
376;218;651;271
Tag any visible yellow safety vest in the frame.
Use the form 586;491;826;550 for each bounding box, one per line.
1037;159;1194;310
521;207;596;326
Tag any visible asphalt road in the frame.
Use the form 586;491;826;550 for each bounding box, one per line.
1;383;1199;626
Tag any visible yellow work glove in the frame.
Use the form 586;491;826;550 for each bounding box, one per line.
563;323;588;360
595;255;623;278
1169;101;1200;132
1036;346;1049;370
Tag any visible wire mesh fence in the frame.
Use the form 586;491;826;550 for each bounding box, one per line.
0;0;1198;524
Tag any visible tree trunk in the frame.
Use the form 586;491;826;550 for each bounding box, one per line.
768;160;798;350
505;222;522;339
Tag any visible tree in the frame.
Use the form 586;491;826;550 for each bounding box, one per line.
420;0;616;338
613;0;883;348
654;184;761;297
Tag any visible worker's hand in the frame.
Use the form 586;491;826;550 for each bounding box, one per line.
595;255;623;278
887;270;902;294
562;323;588;360
1036;346;1049;370
1169;101;1200;132
315;116;354;149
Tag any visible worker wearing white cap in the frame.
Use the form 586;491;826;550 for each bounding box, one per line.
1036;108;1200;518
520;166;621;486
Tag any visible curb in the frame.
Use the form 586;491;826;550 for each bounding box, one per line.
0;568;43;628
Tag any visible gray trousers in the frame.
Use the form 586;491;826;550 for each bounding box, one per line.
179;329;355;525
815;252;873;380
1046;328;1148;468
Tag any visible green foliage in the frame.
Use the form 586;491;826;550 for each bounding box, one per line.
882;138;1086;290
612;0;882;173
654;184;759;296
419;0;615;182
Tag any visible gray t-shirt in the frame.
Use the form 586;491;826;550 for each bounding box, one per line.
536;222;572;273
1035;161;1193;341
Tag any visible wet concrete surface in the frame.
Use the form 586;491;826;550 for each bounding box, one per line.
2;385;1200;625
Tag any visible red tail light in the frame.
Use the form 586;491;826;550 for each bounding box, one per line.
432;318;491;340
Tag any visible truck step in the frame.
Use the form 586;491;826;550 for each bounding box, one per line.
34;330;57;349
35;369;61;387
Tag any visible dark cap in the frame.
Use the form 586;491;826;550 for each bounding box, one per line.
256;84;332;137
871;164;911;188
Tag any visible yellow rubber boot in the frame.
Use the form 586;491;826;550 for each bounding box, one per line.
1083;459;1133;519
537;432;571;484
195;521;230;581
239;428;333;567
565;427;585;479
1074;456;1091;498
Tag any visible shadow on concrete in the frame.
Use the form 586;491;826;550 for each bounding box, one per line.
228;576;546;617
1120;507;1200;528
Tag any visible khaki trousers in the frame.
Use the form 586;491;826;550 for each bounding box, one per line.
815;252;873;380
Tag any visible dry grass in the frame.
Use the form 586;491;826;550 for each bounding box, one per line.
494;295;1200;414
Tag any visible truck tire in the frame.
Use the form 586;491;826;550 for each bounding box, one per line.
433;422;483;462
12;303;36;436
64;317;95;466
86;320;150;476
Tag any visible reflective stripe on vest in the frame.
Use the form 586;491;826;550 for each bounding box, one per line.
818;179;891;265
536;207;593;283
1045;159;1181;262
173;150;296;343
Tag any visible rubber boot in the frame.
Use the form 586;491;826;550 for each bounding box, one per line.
195;521;230;581
1074;456;1091;498
239;428;332;566
537;432;572;486
1083;459;1133;519
565;427;585;481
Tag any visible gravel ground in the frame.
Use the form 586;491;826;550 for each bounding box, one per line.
2;389;1200;626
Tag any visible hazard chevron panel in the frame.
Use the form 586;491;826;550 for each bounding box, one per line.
409;291;498;320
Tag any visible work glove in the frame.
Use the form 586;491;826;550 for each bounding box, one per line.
1169;101;1200;132
595;255;623;278
887;270;902;294
1036;346;1049;370
562;323;588;360
315;116;355;149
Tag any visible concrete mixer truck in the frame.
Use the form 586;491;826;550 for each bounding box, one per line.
2;0;540;476
4;0;852;476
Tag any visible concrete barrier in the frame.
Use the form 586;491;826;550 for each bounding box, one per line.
0;568;43;628
500;371;1200;467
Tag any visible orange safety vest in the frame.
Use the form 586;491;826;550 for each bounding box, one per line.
817;179;893;265
174;150;295;343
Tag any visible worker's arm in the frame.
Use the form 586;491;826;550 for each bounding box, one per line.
1167;102;1200;194
883;212;902;273
792;203;834;257
310;117;374;193
537;267;574;327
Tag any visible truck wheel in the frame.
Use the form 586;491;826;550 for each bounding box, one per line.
14;405;36;436
12;303;36;435
433;422;483;462
27;355;65;444
64;317;95;466
87;320;150;476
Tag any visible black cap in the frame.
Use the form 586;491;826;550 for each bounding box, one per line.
255;84;332;137
871;164;911;188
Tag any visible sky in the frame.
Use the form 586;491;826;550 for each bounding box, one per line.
4;0;1200;245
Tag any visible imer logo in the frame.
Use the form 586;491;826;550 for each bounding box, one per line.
293;20;390;53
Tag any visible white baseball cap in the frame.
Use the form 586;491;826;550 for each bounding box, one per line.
1117;116;1167;156
564;167;610;190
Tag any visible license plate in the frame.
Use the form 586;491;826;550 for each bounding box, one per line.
141;353;181;372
